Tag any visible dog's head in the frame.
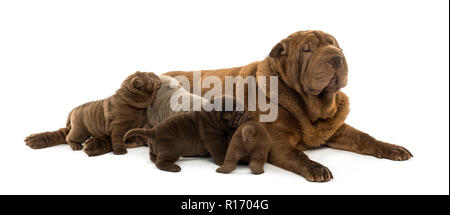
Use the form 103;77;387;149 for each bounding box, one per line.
211;96;253;129
157;75;183;94
120;71;161;107
269;30;348;96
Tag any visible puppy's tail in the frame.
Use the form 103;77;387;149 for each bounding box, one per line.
25;127;70;149
124;128;155;146
241;125;256;144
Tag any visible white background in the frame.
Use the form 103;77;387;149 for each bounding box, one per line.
0;0;448;194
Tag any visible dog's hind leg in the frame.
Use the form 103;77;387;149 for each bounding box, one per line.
25;127;70;149
216;140;241;174
153;142;181;172
66;125;90;151
249;151;266;175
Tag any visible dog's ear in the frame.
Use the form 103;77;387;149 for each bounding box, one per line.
241;125;256;144
132;78;144;91
147;72;161;88
269;41;287;58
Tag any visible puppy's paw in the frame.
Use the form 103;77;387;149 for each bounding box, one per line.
157;164;181;172
25;135;49;149
249;162;265;175
216;163;237;174
251;168;264;175
212;158;224;166
69;143;83;151
83;137;112;157
250;166;265;175
302;161;333;182
113;148;128;155
375;143;413;161
216;166;233;174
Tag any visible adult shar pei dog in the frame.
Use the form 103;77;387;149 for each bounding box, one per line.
164;30;412;182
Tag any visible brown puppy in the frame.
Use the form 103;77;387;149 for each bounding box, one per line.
163;30;412;182
216;121;270;175
26;71;161;155
123;96;252;172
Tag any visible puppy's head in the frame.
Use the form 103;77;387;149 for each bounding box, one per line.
121;71;161;106
157;75;183;94
221;111;253;128
211;96;253;128
269;30;348;96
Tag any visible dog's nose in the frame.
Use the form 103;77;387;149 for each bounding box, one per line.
330;56;343;69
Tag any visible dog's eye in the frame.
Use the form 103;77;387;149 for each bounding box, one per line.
303;43;311;52
326;38;335;46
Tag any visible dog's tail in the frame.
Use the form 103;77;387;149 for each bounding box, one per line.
25;127;70;149
124;128;155;146
241;125;256;144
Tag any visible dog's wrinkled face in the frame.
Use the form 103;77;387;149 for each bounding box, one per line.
269;31;348;96
123;71;161;99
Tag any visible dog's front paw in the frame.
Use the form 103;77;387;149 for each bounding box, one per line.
302;161;333;182
216;166;233;174
83;137;112;157
113;147;128;155
375;143;413;161
157;163;181;172
69;143;83;151
216;162;237;174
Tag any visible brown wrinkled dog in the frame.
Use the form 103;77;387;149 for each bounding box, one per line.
216;121;270;175
123;96;253;172
25;71;161;155
163;30;413;182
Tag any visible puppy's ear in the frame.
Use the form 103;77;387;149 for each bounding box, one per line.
132;78;144;91
269;41;287;58
241;125;256;143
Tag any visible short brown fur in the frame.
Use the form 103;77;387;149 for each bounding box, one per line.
163;30;412;182
123;96;253;172
216;121;271;175
26;71;161;155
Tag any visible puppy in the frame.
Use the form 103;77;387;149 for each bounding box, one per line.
37;71;160;155
80;75;208;156
124;96;252;172
216;121;271;175
147;75;208;127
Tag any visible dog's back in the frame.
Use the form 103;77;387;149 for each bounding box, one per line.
147;75;208;127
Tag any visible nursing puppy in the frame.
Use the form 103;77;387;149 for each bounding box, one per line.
26;71;161;155
81;75;209;156
216;121;270;175
147;75;208;127
124;96;252;172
